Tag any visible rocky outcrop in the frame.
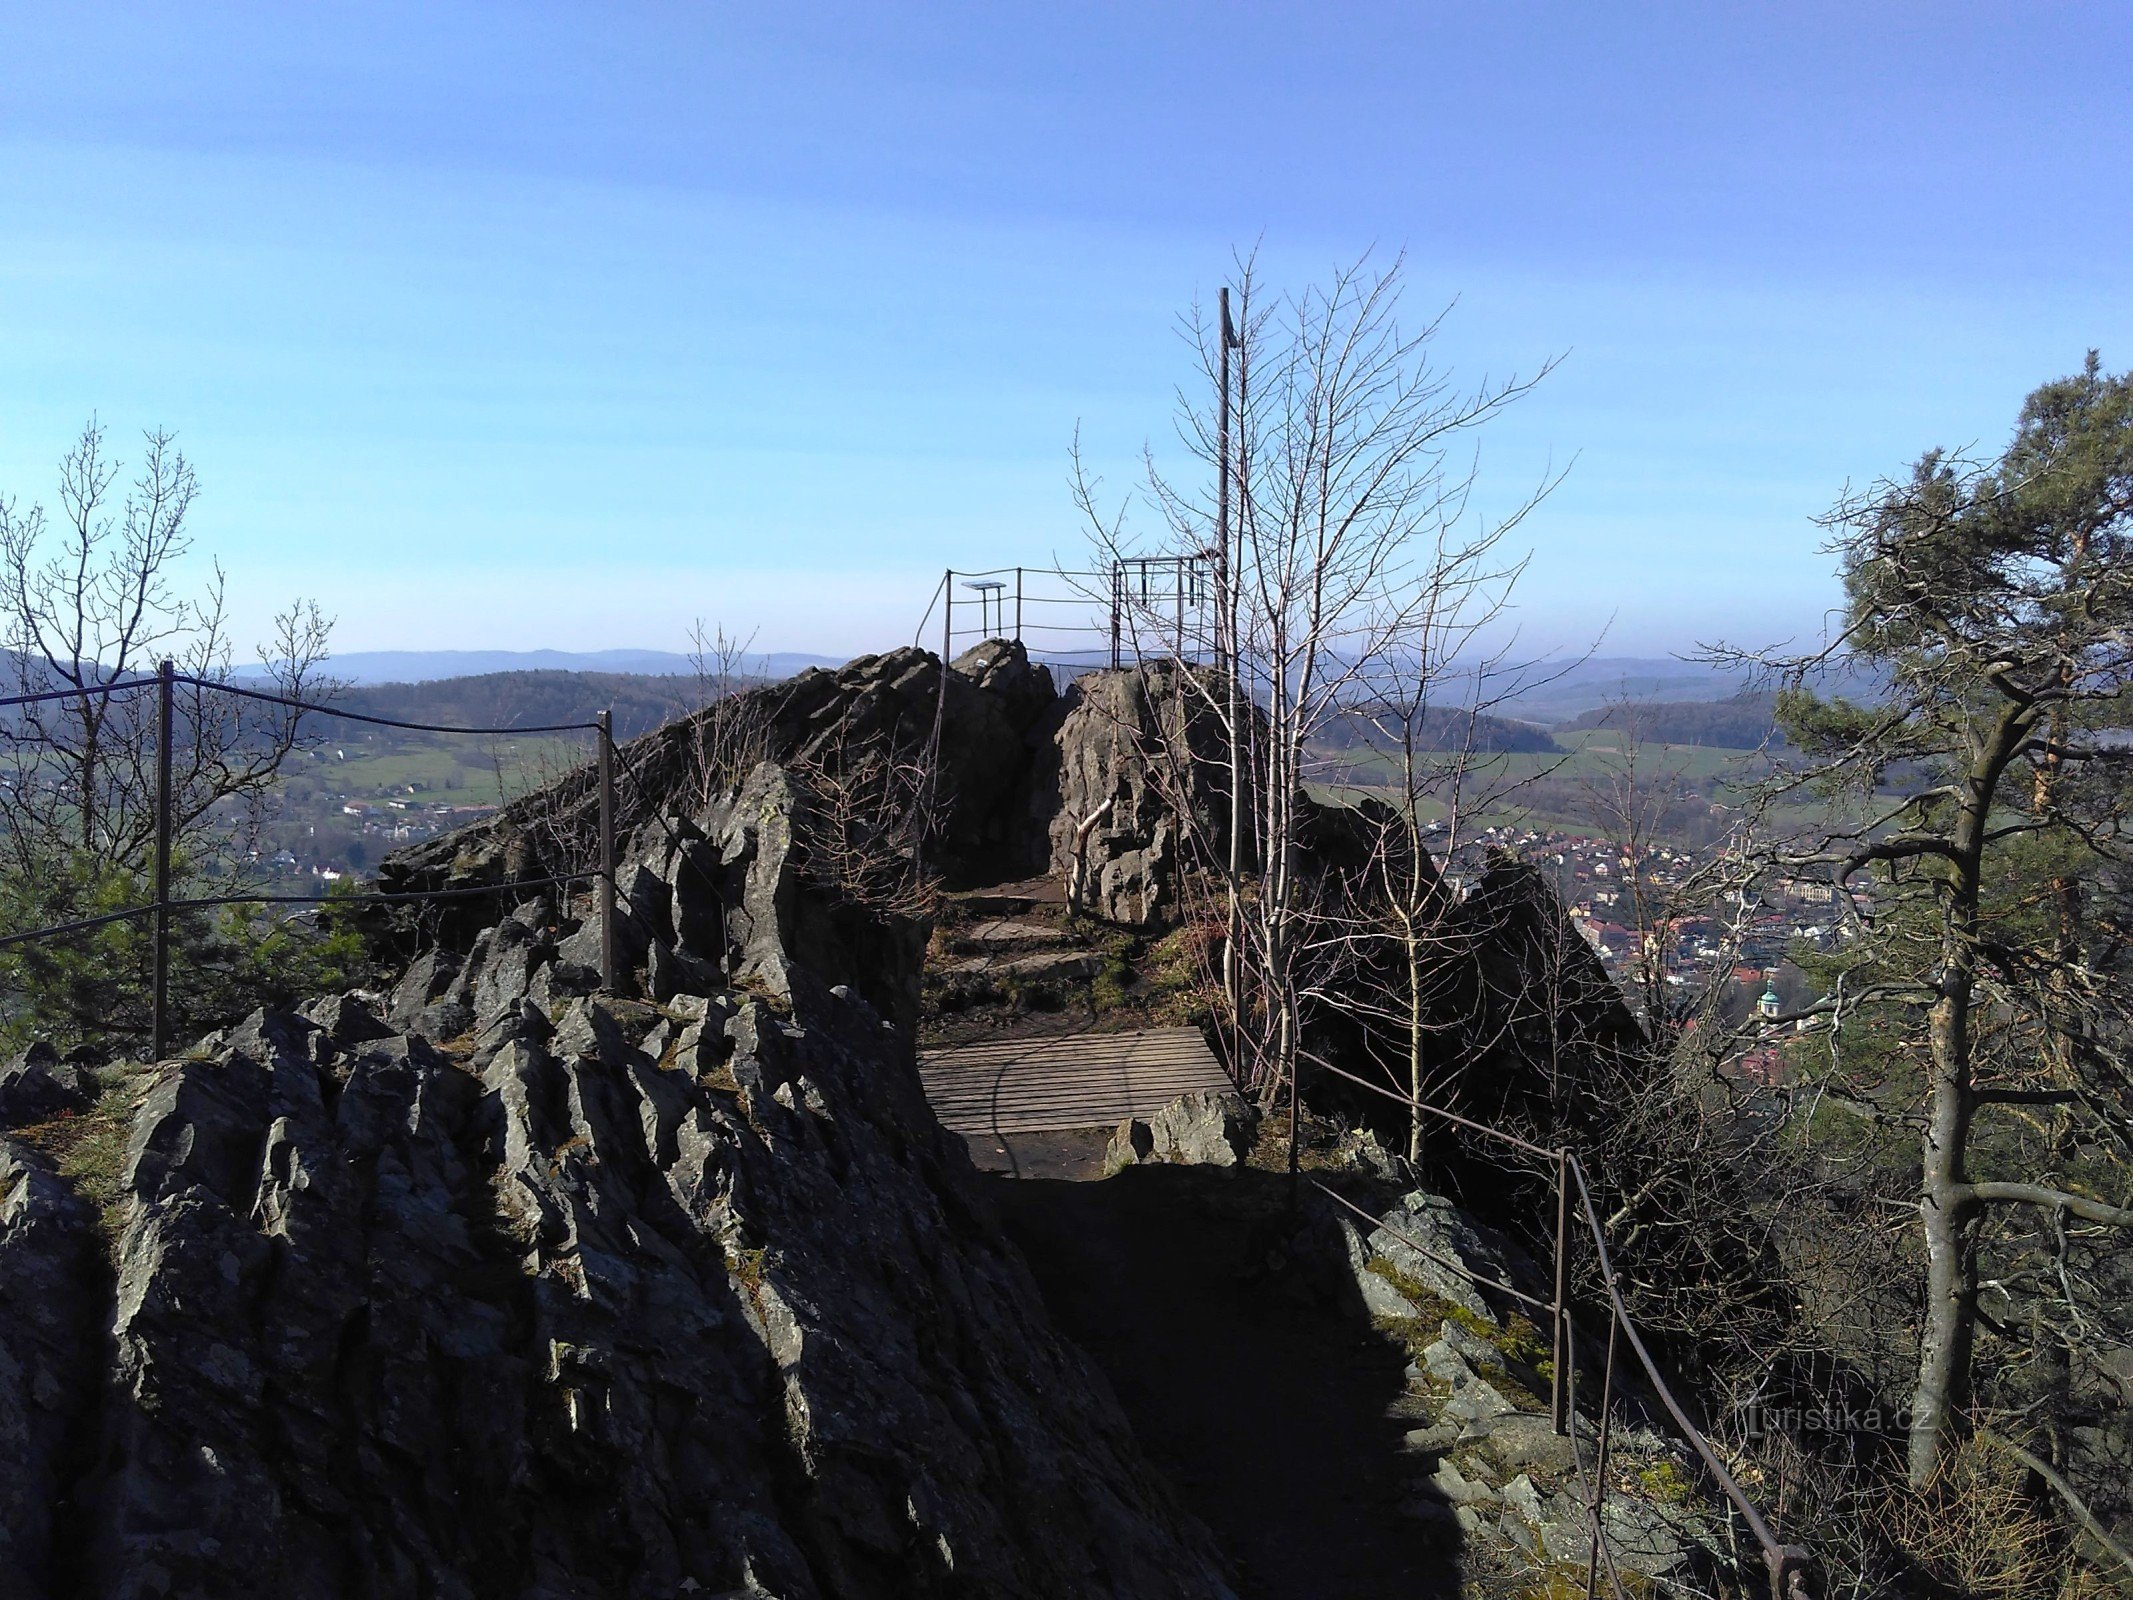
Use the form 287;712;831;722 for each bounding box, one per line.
0;749;1235;1600
376;645;1244;938
1103;1090;1258;1176
0;1138;104;1595
1032;665;1231;928
1298;1144;1734;1592
376;641;1061;941
1435;853;1647;1138
0;1042;95;1128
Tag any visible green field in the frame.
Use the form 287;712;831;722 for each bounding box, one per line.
1310;727;1844;844
292;730;589;802
254;728;597;873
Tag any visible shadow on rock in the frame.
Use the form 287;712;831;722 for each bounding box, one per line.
989;1163;1465;1600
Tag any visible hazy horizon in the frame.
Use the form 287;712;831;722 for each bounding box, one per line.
5;5;2128;661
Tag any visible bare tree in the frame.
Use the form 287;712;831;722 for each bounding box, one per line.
789;728;938;919
1320;558;1557;1160
0;419;334;885
0;420;349;1050
682;621;774;813
1076;251;1561;1114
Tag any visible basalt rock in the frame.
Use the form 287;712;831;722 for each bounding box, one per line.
1031;664;1232;929
0;1042;96;1128
0;734;1235;1598
38;988;1232;1600
0;1138;104;1595
1104;1090;1258;1176
375;641;1060;947
1435;853;1647;1140
1302;1182;1735;1591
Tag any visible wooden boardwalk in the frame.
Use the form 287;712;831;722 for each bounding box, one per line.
919;1027;1232;1137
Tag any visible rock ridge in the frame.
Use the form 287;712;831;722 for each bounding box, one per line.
0;743;1235;1600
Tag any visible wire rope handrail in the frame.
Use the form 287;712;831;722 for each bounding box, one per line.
178;672;604;734
0;660;623;1057
2;667;603;734
0;675;164;711
1294;1042;1814;1596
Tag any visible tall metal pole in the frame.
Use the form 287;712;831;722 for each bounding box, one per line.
1217;286;1232;675
920;574;952;881
1014;566;1023;644
151;659;174;1061
1177;558;1194;661
597;710;617;993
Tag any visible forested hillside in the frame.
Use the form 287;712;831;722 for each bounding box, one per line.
1317;702;1563;756
334;670;715;741
1564;689;1782;748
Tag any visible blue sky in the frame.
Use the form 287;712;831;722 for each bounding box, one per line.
2;3;2128;660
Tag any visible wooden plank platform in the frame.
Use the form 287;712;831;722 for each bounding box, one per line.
919;1026;1232;1136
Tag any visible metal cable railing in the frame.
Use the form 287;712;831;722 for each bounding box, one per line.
1300;1051;1814;1599
921;562;1218;671
0;661;624;1058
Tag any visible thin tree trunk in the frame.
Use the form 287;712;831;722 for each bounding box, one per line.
1407;942;1425;1164
1911;968;1977;1486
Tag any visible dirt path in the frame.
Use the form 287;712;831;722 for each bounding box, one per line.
988;1163;1460;1599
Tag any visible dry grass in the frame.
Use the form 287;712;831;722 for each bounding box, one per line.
11;1066;162;1252
1887;1439;2106;1600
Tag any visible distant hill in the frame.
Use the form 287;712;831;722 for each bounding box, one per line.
1489;657;1753;723
1565;691;1782;749
1320;704;1563;757
1491;655;1883;724
242;648;841;686
334;671;716;742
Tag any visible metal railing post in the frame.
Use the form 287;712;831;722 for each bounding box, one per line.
1173;558;1184;661
1014;566;1023;644
942;569;953;663
1553;1149;1572;1434
151;659;174;1061
597;710;617;993
1587;1296;1621;1598
1110;561;1122;669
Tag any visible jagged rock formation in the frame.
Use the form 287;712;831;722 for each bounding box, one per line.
377;641;1063;931
0;745;1236;1599
1306;1143;1734;1590
373;642;1249;938
0;1136;102;1599
0;1042;95;1124
1434;853;1647;1137
1103;1091;1258;1175
1031;664;1231;929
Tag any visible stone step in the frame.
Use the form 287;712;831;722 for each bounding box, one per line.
947;877;1067;919
947;918;1078;955
945;950;1103;984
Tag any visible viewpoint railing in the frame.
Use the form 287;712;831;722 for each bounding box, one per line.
0;660;625;1060
1302;1053;1813;1600
915;559;1217;672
